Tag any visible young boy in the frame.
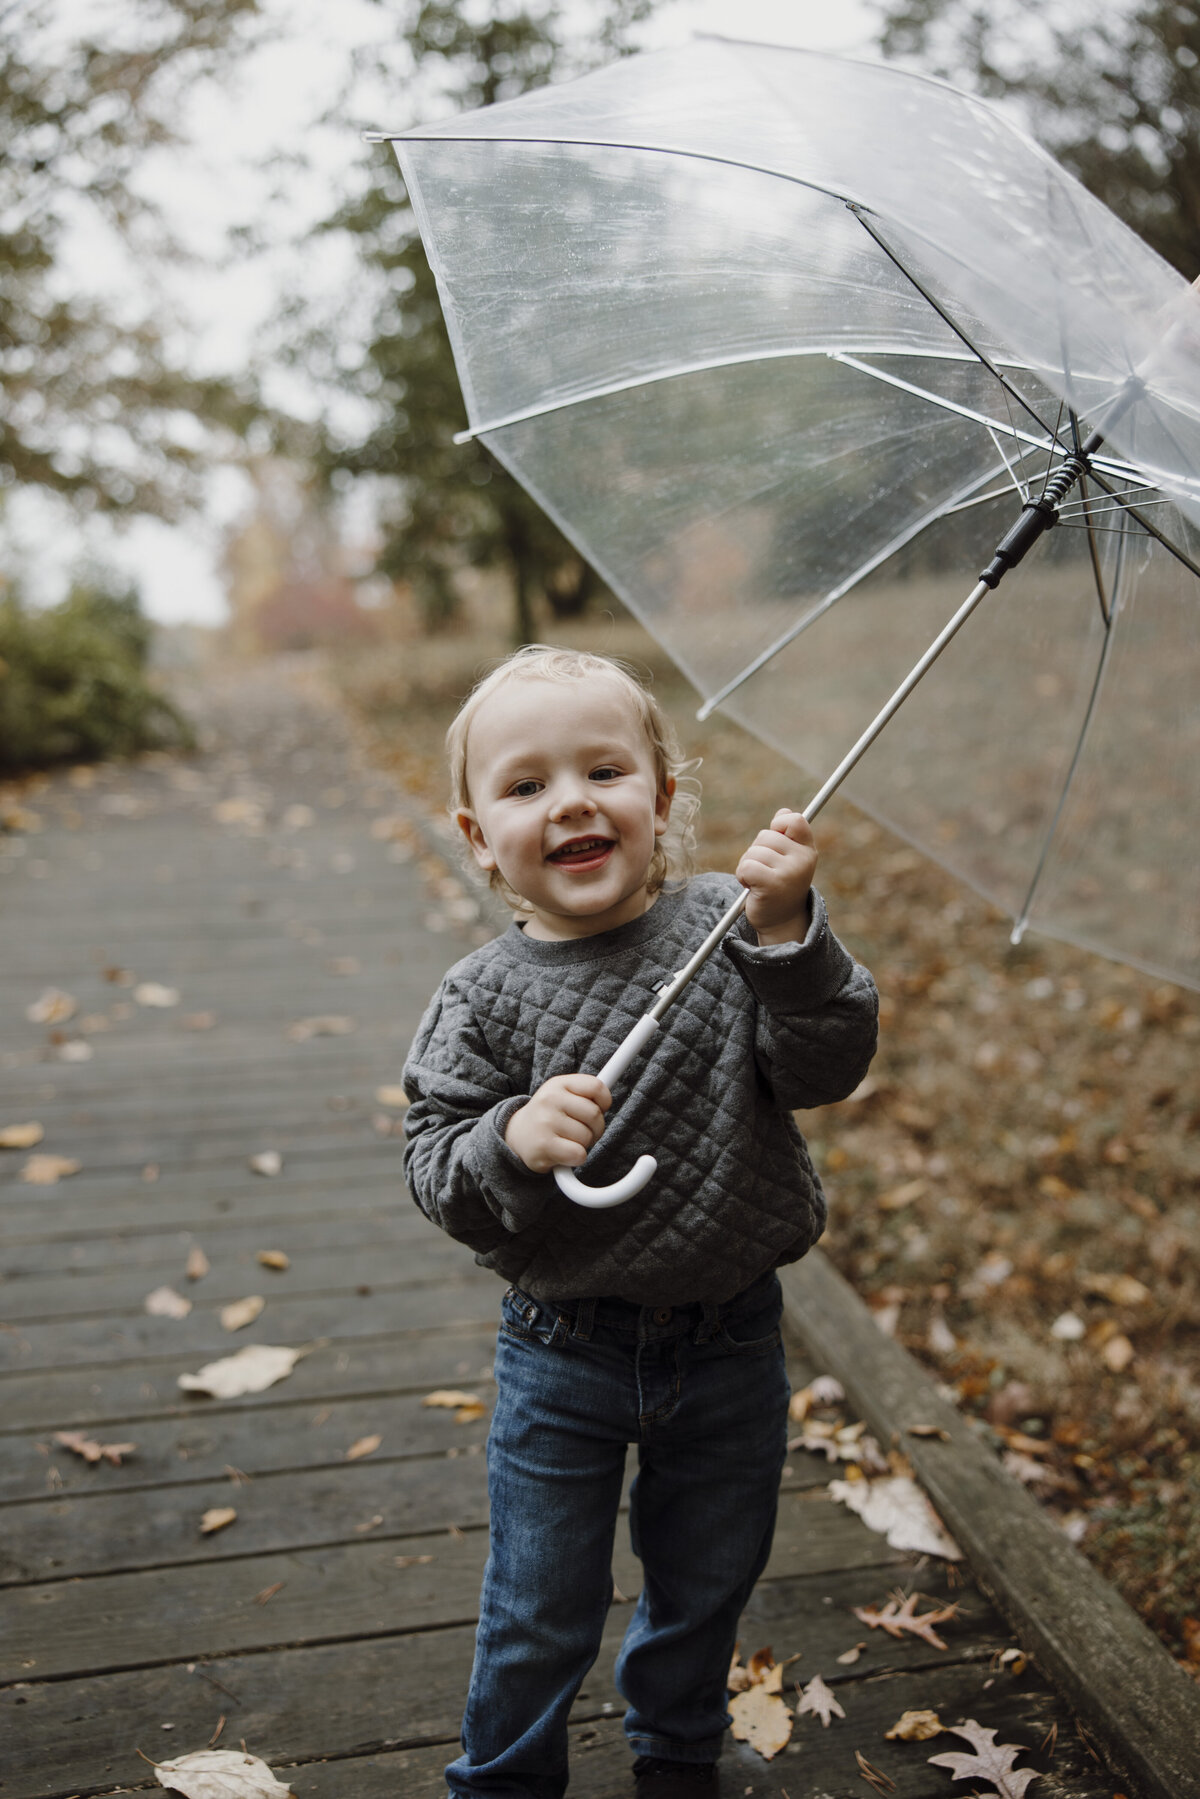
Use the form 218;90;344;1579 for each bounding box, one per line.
403;646;877;1799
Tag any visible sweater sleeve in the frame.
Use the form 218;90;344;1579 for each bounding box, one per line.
721;887;878;1110
401;979;557;1245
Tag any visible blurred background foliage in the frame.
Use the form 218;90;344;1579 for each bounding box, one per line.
0;0;1196;766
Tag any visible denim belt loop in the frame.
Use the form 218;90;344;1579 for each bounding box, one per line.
572;1297;597;1341
695;1300;720;1344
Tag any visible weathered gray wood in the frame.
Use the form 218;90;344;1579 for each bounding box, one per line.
2;1486;902;1683
0;1322;500;1432
781;1250;1200;1799
0;1270;499;1373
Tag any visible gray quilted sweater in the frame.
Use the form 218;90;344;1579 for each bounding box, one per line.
402;872;877;1304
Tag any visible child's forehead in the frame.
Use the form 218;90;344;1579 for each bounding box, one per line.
469;672;649;751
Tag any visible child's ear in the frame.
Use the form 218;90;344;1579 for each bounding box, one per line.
457;810;496;871
654;777;675;836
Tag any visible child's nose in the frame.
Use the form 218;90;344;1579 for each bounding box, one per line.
550;779;597;819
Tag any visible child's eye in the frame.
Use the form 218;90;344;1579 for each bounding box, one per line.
590;766;621;782
509;778;543;798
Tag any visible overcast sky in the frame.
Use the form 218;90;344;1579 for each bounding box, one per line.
17;0;877;626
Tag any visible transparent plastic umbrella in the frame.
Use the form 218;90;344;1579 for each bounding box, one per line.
374;39;1200;1201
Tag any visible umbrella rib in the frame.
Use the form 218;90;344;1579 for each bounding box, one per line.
844;204;1062;443
450;343;985;446
1084;468;1200;580
694;456;1027;721
1010;538;1125;946
829;352;1054;453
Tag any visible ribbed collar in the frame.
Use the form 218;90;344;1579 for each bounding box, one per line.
501;881;693;965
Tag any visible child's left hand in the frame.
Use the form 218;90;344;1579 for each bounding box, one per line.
736;808;817;945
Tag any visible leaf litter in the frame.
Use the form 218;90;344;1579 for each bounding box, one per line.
178;1345;304;1399
794;1673;845;1726
0;1121;43;1148
423;1389;488;1423
829;1473;961;1559
927;1719;1042;1797
726;1647;796;1759
54;1429;136;1466
146;1286;193;1318
852;1590;961;1650
220;1296;265;1332
147;1746;296;1798
20;1153;81;1184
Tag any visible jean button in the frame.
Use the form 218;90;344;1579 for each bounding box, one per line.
653;1307;672;1325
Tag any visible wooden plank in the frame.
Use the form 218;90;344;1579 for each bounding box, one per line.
0;1322;501;1432
0;1232;474;1322
2;1486;903;1684
0;1380;497;1502
781;1249;1200;1799
1;1563;1032;1799
0;1270;499;1374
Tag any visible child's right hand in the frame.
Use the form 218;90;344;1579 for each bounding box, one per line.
504;1073;611;1172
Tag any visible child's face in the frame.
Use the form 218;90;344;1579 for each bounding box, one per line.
458;675;674;941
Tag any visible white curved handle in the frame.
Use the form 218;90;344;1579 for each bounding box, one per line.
554;1153;658;1209
553;1013;660;1209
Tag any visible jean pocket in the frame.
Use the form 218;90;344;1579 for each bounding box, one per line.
500;1285;559;1346
713;1277;784;1357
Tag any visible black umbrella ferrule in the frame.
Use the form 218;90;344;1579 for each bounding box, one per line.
979;449;1092;589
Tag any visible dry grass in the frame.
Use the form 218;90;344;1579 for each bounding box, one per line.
331;582;1200;1670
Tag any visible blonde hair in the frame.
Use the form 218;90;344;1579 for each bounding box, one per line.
447;644;700;910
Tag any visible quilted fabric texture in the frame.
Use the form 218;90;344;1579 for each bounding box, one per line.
402;872;877;1304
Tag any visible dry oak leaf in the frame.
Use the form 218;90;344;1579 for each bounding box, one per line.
256;1250;290;1271
145;1285;193;1319
830;1475;961;1560
728;1685;793;1760
220;1295;265;1332
795;1673;845;1726
286;1015;354;1041
928;1719;1041;1798
248;1152;282;1177
54;1429;136;1466
423;1389;488;1423
186;1245;210;1281
0;1121;43;1149
178;1344;302;1399
20;1154;81;1185
199;1506;237;1534
152;1746;296;1797
852;1592;961;1651
135;982;180;1007
25;987;76;1024
886;1709;944;1741
346;1433;382;1461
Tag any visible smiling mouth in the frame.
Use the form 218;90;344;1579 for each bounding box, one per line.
547;836;614;867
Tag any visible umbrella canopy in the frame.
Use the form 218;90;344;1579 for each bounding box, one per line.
386;38;1200;990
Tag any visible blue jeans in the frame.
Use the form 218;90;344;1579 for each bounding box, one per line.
445;1270;790;1798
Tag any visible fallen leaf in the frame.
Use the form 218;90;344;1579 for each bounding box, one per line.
248;1152;282;1177
186;1246;210;1281
830;1475;961;1559
728;1685;793;1760
423;1389;485;1415
199;1506;237;1534
135;982;180;1007
54;1430;136;1466
1079;1270;1151;1306
795;1674;845;1726
878;1177;928;1211
256;1250;290;1271
20;1154;82;1185
454;1401;487;1423
395;1553;435;1568
220;1296;265;1332
855;1750;897;1794
852;1592;961;1651
213;796;265;826
346;1434;382;1460
836;1642;867;1665
886;1709;944;1741
905;1424;951;1441
375;1085;410;1107
143;1163;160;1182
286;1015;354;1041
0;1121;43;1149
57;1039;93;1062
253;1582;284;1605
1102;1332;1135;1372
145;1285;193;1319
928;1719;1041;1797
354;1514;384;1533
178;1345;302;1399
182;1011;217;1031
25;988;76;1024
727;1648;753;1692
151;1746;295;1797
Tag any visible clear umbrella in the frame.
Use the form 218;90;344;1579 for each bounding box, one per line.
375;39;1200;1200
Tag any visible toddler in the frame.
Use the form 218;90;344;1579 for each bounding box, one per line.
403;646;877;1799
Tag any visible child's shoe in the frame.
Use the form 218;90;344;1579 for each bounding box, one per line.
632;1756;718;1798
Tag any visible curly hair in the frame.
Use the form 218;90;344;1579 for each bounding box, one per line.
446;644;700;912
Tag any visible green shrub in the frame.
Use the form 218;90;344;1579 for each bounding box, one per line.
0;577;194;773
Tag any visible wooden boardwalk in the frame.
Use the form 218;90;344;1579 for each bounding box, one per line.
2;662;1120;1797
